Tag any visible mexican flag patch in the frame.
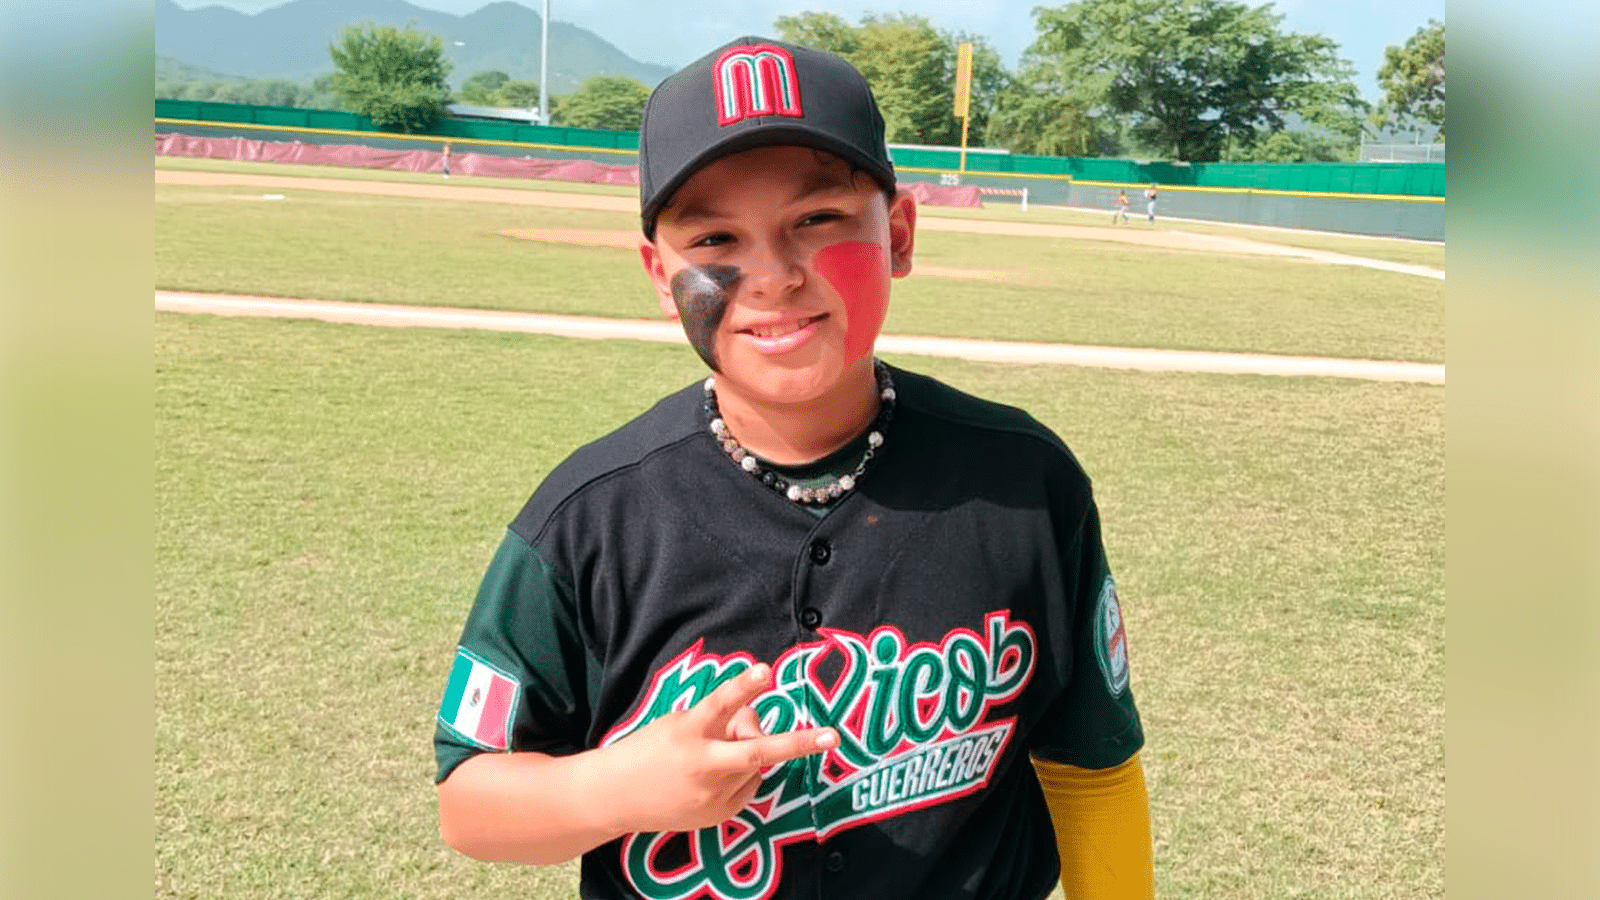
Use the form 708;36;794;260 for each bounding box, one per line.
439;649;518;751
1094;575;1131;697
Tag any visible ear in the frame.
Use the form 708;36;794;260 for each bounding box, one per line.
886;190;917;279
638;238;680;319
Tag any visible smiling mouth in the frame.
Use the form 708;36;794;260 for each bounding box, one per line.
740;314;827;339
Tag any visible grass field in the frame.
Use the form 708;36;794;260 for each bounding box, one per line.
919;202;1446;271
152;155;1445;272
155;159;1444;363
154;158;1444;900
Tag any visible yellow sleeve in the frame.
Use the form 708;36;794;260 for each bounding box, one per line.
1031;752;1154;900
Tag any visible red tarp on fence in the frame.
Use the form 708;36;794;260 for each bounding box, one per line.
901;180;983;208
154;132;985;206
153;132;641;183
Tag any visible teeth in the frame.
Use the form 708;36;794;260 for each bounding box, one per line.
749;316;817;338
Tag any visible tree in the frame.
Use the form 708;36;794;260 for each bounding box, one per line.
494;79;543;109
1019;0;1364;161
988;38;1122;156
1223;128;1355;162
987;88;1122;157
1378;20;1445;139
238;79;307;108
774;13;1000;146
853;14;956;144
771;11;860;56
307;74;341;110
458;69;510;105
556;75;650;130
327;23;451;132
155;76;341;110
164;80;218;102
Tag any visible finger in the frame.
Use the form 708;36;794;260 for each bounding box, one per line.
726;770;764;812
726;705;764;742
714;726;838;772
689;663;771;729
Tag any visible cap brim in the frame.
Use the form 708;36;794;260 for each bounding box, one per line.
641;124;896;232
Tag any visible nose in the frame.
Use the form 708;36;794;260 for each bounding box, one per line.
740;235;804;300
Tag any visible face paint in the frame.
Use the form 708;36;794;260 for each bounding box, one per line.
669;265;742;371
812;241;890;365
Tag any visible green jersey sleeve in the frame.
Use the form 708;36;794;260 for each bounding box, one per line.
1029;499;1144;770
432;530;597;783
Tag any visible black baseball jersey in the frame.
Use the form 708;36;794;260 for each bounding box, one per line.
434;364;1143;900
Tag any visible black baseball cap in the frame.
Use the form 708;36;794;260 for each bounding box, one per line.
638;36;896;238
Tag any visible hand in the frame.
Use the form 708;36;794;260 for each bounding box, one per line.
596;663;837;834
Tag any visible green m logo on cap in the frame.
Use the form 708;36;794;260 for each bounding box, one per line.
714;44;804;126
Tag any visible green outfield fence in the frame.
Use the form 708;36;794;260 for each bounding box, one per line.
156;99;1445;241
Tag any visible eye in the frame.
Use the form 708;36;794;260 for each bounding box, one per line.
798;211;843;228
690;231;735;248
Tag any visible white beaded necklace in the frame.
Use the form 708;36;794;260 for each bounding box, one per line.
703;360;896;506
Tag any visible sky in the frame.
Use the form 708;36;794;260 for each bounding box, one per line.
168;0;1448;102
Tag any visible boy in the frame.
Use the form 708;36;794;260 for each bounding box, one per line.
1114;189;1130;225
434;37;1154;900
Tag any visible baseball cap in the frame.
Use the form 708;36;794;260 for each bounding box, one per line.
638;36;896;237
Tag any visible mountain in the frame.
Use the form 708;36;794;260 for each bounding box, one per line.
153;0;672;92
156;55;243;83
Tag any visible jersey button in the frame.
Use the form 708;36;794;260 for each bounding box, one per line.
808;539;832;565
800;607;823;629
824;850;846;873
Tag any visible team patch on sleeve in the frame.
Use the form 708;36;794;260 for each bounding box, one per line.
1094;575;1131;696
438;648;519;751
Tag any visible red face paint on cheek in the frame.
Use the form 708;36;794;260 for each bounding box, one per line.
813;241;889;364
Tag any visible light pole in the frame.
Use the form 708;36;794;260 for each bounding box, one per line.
539;0;550;126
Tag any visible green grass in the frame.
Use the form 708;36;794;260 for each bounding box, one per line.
155;156;1443;270
897;230;1443;362
155;313;1442;900
155;175;1444;363
156;185;660;319
155;153;1443;899
156;155;1442;270
922;202;1446;270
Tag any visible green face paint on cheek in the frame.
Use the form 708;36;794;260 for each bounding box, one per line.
669;265;742;372
812;241;889;364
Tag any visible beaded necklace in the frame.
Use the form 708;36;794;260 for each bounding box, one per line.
703;360;896;506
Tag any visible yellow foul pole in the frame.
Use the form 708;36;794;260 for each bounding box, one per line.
954;41;973;174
